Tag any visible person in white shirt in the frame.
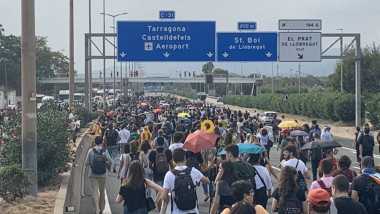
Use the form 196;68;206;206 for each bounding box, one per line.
281;145;311;180
162;148;210;214
321;125;333;141
169;132;184;152
118;124;130;154
249;153;273;209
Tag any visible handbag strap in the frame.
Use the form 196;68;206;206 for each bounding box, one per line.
253;167;267;189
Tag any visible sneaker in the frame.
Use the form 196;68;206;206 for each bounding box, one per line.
113;169;116;173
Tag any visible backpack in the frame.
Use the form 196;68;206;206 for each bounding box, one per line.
105;129;118;146
363;174;380;213
163;122;173;135
155;149;169;174
207;164;217;182
362;135;374;154
295;160;308;191
130;153;140;162
317;180;332;196
278;186;302;214
171;167;197;211
91;148;107;174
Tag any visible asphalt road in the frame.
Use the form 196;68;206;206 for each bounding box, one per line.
78;94;380;214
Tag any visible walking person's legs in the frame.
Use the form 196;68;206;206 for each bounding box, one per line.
90;177;101;213
98;177;107;213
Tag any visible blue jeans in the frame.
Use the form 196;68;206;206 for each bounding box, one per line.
123;206;148;214
202;181;214;196
145;168;153;197
107;145;118;170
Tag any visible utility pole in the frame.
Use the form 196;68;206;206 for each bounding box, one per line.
69;0;74;108
337;28;344;92
21;0;38;196
102;0;106;110
88;0;92;111
298;63;301;94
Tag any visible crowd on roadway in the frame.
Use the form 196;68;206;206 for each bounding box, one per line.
83;94;380;214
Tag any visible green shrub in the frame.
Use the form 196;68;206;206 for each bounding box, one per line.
0;164;30;202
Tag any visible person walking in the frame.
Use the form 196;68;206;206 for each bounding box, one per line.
321;125;333;141
118;124;130;154
359;127;375;160
210;161;240;214
250;153;272;210
162;148;210;214
103;123;120;173
307;189;331;214
116;161;163;214
271;166;307;214
141;140;154;197
123;141;148;178
310;158;335;196
85;136;113;214
331;155;357;182
331;175;367;214
257;128;273;159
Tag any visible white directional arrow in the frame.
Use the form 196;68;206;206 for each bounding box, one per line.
222;52;229;58
119;52;126;58
265;52;272;58
163;52;170;58
206;52;214;58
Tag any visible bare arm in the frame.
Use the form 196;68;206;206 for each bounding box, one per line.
271;198;278;212
303;171;310;180
85;159;90;166
146;178;163;197
141;151;148;168
117;156;124;180
302;201;307;214
116;194;123;203
210;182;220;214
200;176;210;185
351;190;358;201
161;188;170;203
123;155;130;178
359;144;363;158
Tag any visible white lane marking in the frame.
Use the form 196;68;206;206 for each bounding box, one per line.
103;188;112;214
339;147;357;152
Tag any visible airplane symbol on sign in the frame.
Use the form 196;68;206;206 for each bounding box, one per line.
144;42;153;51
298;53;303;59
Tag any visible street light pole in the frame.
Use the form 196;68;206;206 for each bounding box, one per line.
337;28;344;92
102;0;106;110
271;62;274;93
100;12;127;104
88;0;92;111
298;63;301;95
69;0;74;109
21;0;38;196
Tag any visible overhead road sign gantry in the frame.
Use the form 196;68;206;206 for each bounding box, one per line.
279;32;321;62
217;32;277;62
279;19;322;30
117;21;216;61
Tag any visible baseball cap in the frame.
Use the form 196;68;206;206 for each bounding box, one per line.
280;128;290;133
307;189;331;208
325;125;331;129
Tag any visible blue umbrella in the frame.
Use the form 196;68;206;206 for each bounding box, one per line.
218;143;266;155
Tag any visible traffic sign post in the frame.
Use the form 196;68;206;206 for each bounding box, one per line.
117;21;216;61
279;32;321;62
217;32;277;62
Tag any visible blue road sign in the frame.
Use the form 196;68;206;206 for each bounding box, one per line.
217;32;277;62
159;11;175;19
117;21;216;61
237;22;256;30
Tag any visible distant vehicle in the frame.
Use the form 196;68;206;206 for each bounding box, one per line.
42;96;54;104
260;111;277;125
198;92;207;101
74;93;85;103
59;90;70;101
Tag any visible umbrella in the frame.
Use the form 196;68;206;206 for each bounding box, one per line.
176;107;185;113
178;112;191;118
107;111;117;117
183;131;218;153
278;121;300;128
140;102;148;106
290;130;309;137
301;140;342;150
153;109;163;113
237;143;267;154
188;106;197;110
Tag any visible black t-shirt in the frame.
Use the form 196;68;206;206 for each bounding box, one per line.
272;186;306;203
119;185;146;211
334;197;367;214
358;135;374;156
148;148;172;181
104;129;119;146
352;174;377;213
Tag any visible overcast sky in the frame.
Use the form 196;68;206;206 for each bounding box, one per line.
1;0;380;77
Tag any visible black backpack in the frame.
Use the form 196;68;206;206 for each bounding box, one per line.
186;155;200;171
91;148;107;174
155;149;169;174
163;122;173;135
362;174;380;214
295;160;308;191
171;167;197;211
278;186;302;214
130;153;140;162
105;129;118;146
362;135;374;154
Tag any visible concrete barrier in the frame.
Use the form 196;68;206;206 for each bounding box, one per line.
54;132;94;214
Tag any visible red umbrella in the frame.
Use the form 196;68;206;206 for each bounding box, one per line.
153;109;163;113
183;131;218;153
107;111;117;117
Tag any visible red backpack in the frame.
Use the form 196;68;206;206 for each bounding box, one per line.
317;180;332;196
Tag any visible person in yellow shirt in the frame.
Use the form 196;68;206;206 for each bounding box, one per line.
218;115;228;129
220;180;268;214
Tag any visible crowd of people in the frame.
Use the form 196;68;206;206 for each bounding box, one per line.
83;94;380;214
